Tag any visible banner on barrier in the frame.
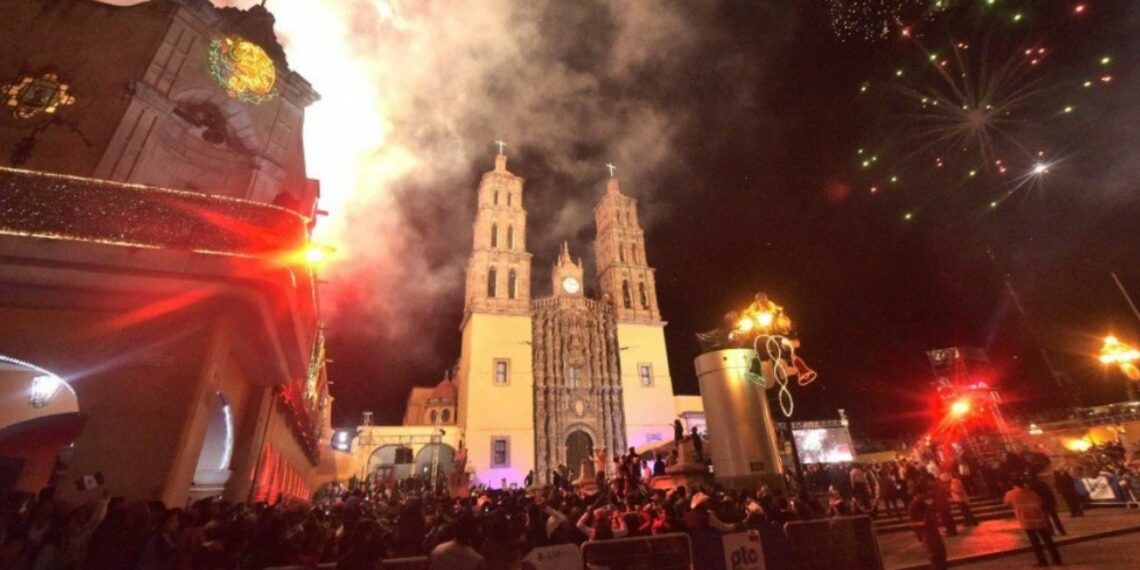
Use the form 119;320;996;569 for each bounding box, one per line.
522;544;581;570
1082;476;1117;501
580;533;692;570
722;531;765;570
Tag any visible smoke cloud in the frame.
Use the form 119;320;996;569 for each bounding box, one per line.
240;3;704;335
193;0;795;420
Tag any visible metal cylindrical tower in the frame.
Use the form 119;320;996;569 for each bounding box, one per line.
695;348;785;490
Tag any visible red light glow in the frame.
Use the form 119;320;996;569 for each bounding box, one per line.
950;398;971;417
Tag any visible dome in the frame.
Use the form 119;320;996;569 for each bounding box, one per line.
429;377;457;401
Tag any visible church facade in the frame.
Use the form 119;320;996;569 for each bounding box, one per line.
455;152;680;486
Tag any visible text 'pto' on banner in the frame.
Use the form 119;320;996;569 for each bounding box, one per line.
722;531;765;570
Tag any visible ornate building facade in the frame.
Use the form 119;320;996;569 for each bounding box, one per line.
0;0;334;505
454;151;680;486
532;245;626;479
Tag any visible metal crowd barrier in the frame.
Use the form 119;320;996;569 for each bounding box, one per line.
783;515;884;570
379;556;430;569
580;532;693;569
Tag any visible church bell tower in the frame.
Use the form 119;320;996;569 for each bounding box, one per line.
463;149;532;314
455;145;536;487
594;174;660;322
593;168;676;448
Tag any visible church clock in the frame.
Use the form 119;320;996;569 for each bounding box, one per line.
562;276;580;295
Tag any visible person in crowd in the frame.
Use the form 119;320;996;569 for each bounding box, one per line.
336;518;385;570
428;516;483;570
652;453;667;477
686;492;734;570
1053;467;1084;518
957;459;975;496
909;492;947;570
879;471;906;520
136;508;186;570
1004;477;1063;567
575;506;627;541
944;472;977;527
931;473;958;536
690;427;705;462
849;463;871;513
1026;475;1066;536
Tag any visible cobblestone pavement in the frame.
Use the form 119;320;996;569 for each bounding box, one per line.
877;508;1140;569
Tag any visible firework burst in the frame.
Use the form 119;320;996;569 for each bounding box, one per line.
889;38;1055;172
826;0;952;42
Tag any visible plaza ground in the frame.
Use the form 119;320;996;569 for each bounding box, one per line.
879;508;1140;570
958;529;1140;569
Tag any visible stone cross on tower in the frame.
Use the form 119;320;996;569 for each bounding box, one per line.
606;163;617;177
495;139;507;155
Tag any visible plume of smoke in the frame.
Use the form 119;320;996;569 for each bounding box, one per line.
236;0;701;346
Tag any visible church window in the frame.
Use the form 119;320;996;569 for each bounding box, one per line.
639;282;648;308
507;225;514;250
507;193;512;206
429;410;438;423
490;224;498;248
487;267;497;297
627;210;633;226
567;366;581;388
621;281;632;309
493;359;509;385
494;192;498;205
619;244;625;262
508;269;517;299
442;409;451;423
491;437;510;467
638;363;653;386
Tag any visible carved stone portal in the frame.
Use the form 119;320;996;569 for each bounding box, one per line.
532;296;626;483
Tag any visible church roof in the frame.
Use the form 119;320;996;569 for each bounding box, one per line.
429;377;457;401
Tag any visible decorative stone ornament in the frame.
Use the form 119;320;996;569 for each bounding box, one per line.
208;36;278;104
2;73;76;119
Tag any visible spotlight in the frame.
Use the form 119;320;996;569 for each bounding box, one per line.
950;398;971;417
30;375;63;408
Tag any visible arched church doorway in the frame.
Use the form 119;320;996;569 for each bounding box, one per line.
414;444;456;481
565;430;593;477
367;444;413;483
190;392;233;500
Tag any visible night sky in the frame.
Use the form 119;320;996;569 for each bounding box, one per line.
320;1;1140;439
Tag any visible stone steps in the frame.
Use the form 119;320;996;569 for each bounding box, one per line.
873;496;1013;535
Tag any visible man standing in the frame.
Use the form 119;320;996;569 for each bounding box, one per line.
958;459;975;496
1004;477;1063;567
1053;468;1084;518
945;472;977;527
931;474;958;536
690;426;705;461
1027;475;1066;535
850;464;871;513
909;492;947;570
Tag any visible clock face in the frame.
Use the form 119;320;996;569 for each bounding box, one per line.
562;277;580;294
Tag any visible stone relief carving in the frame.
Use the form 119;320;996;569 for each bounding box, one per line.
532;297;625;482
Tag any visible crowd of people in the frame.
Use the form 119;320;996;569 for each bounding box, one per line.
0;465;826;570
6;437;1140;570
